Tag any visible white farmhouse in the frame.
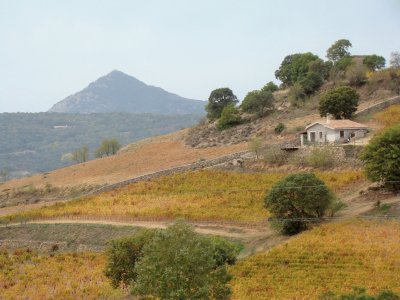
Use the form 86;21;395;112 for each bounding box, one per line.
300;118;368;146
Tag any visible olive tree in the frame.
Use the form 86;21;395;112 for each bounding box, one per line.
319;86;359;119
265;173;334;235
205;88;238;120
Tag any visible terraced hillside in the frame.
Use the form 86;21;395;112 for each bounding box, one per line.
5;170;364;223
230;220;400;299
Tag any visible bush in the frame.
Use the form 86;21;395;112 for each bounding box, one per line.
248;137;263;160
274;123;285;134
241;89;274;117
265;173;334;235
288;82;306;106
217;104;242;130
306;147;336;169
104;229;156;288
346;63;367;87
131;222;239;299
361;124;400;190
263;146;289;165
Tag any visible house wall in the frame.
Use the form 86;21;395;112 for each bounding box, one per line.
334;129;367;142
306;124;335;143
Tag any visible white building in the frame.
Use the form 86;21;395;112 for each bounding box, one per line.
300;118;368;146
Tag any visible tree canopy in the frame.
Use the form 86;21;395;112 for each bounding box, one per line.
95;138;121;158
265;173;334;235
363;55;386;71
205;88;238;120
390;51;400;68
241;89;274;117
326;39;352;63
319;86;359;119
275;52;323;87
131;222;239;299
361;124;400;190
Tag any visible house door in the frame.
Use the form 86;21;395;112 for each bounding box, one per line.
310;132;316;142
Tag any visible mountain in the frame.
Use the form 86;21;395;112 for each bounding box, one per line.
48;70;206;114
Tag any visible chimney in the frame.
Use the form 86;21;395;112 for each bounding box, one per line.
326;113;331;124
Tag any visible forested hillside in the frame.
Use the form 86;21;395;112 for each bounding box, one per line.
0;112;201;178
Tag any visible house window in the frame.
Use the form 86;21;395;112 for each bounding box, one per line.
340;130;345;138
319;132;323;139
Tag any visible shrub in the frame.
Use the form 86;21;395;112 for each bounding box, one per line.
264;173;334;235
131;222;239;299
345;63;367;87
274;123;285;134
263;146;289;165
248;137;263;160
104;229;157;288
241;89;274;117
361;124;400;190
288;82;306;106
306;147;336;169
217;104;242;130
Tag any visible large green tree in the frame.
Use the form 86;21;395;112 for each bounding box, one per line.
326;39;352;63
131;222;239;299
205;88;238;120
319;86;359;119
265;173;334;235
361;124;400;190
274;52;323;87
241;89;274;117
363;55;386;71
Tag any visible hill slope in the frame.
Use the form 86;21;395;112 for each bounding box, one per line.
48;70;206;114
0;112;201;178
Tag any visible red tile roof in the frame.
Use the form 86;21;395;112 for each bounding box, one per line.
306;119;368;130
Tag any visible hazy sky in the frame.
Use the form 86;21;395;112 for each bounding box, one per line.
1;0;399;112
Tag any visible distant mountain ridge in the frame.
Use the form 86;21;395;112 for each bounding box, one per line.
48;70;206;114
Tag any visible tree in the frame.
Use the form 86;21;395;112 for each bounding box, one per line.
265;173;334;235
326;39;352;63
390;51;400;68
241;89;274;117
363;55;386;71
298;72;323;95
361;124;400;190
275;53;323;87
319;86;359;119
205;88;238;120
131;222;239;299
248;137;263;160
104;229;157;288
68;145;89;164
261;81;279;93
217;104;242;130
95;138;121;158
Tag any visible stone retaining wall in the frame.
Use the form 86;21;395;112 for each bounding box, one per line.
356;96;400;117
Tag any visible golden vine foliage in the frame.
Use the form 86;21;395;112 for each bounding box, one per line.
9;170;363;222
0;250;122;299
375;104;400;129
230;221;400;299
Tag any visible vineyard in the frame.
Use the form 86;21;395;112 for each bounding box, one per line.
5;170;364;223
374;104;400;129
1;220;398;299
230;220;400;299
0;250;122;300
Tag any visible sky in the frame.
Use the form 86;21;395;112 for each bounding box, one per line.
0;0;399;112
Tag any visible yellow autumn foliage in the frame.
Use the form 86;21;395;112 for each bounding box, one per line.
0;250;122;300
8;170;364;222
230;220;400;299
374;104;400;129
